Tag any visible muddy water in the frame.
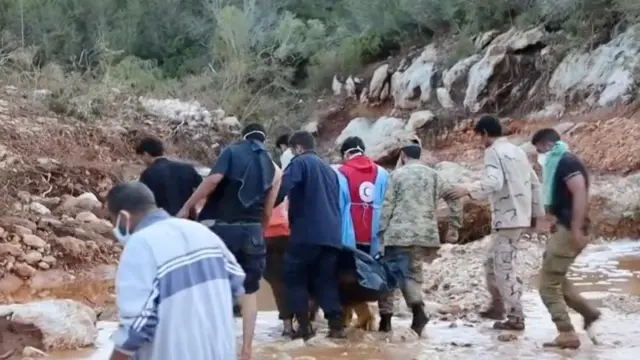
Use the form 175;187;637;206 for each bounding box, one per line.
6;240;640;360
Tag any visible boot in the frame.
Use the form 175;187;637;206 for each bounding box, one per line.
410;304;429;337
378;314;392;333
291;313;316;341
479;302;505;320
233;304;242;318
543;331;581;349
493;316;525;331
583;312;601;331
327;316;347;339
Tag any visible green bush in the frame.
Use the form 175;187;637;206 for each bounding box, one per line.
0;0;636;126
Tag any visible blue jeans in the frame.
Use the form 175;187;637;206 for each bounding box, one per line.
210;222;266;294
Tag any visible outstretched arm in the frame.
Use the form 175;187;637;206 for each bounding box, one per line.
469;149;504;200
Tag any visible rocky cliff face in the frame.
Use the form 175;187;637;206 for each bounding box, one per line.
323;25;640;241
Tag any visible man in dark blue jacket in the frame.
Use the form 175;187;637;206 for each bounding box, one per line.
279;130;345;340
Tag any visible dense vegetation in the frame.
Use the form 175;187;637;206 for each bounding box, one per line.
0;0;638;125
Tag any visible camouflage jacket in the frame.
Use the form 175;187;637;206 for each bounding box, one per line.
379;161;462;248
468;137;544;229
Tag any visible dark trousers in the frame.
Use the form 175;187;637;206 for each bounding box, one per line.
283;244;342;319
264;236;292;320
210;222;266;294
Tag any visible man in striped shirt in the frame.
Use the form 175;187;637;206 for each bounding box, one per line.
106;182;246;360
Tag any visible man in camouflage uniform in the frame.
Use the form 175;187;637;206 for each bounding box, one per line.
445;115;545;331
377;143;462;336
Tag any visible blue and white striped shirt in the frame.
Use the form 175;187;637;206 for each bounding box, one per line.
111;210;245;360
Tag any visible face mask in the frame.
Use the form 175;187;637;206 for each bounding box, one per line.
112;213;131;244
537;153;547;167
242;130;266;141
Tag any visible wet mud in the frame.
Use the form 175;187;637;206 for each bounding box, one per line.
1;241;639;359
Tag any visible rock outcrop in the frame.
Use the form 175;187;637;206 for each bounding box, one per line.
0;299;98;355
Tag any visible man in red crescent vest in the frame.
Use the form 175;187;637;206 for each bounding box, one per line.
337;136;378;251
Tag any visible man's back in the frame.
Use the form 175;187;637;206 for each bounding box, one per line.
140;159;202;216
382;163;445;247
485;138;537;228
287;152;341;247
118;218;244;360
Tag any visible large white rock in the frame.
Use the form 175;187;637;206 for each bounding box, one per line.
335;117;413;161
392;45;438;109
0;299;98;351
549;24;640;107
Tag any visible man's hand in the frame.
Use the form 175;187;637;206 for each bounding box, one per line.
531;217;548;234
109;350;130;360
443;186;470;201
445;228;459;243
570;227;588;252
239;345;251;360
176;206;190;219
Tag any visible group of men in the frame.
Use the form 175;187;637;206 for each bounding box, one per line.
104;115;600;360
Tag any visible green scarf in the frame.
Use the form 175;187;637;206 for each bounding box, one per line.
543;140;569;207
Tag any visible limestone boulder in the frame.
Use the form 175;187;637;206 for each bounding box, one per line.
0;299;98;351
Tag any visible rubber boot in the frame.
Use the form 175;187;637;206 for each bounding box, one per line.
292;313;316;341
543;331;581;349
378;313;392;333
327;316;347;339
410;304;429;337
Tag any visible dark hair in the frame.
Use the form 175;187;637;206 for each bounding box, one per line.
289;131;315;150
275;133;290;148
401;144;421;159
136;137;164;157
241;123;266;142
473;115;503;137
106;182;156;215
340;136;366;156
531;128;561;145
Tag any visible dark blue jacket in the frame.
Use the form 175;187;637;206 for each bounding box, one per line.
279;151;342;248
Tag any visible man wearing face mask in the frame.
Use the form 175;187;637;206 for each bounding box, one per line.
278;130;345;340
443;115;545;331
177;123;282;360
107;182;245;360
531;128;600;349
334;136;389;331
377;142;462;336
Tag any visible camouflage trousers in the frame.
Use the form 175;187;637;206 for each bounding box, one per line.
539;225;600;332
485;228;525;320
379;246;439;314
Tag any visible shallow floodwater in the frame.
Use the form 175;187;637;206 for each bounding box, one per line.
14;240;640;359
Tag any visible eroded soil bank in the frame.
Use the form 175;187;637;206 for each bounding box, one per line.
0;239;638;359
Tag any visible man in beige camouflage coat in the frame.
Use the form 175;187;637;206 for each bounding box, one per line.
444;115;545;331
377;143;462;336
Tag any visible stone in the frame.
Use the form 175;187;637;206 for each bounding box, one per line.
0;243;23;256
14;262;37;278
22;346;47;357
24;251;43;265
0;299;98;350
13;225;33;237
42;256;56;265
38;262;50;270
22;235;47;249
53;237;85;258
29;202;51;216
405;110;435;131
